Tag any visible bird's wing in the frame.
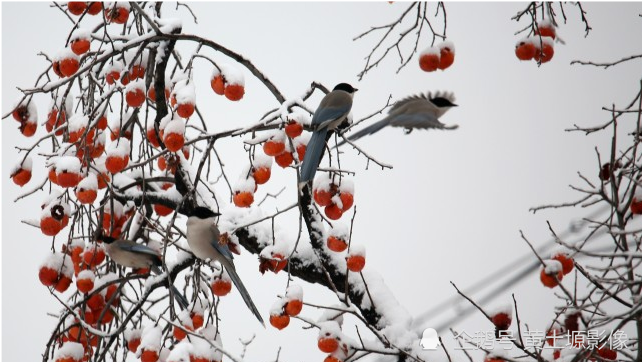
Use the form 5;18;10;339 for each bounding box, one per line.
112;241;188;309
389;113;458;130
312;106;351;129
209;223;235;262
312;92;353;129
388;113;446;129
388;91;455;113
387;99;457;130
117;241;161;259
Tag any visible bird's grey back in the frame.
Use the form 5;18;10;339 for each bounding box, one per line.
312;90;354;129
186;216;226;263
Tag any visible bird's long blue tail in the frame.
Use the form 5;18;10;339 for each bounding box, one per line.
151;265;189;309
300;128;329;185
225;265;265;326
337;117;390;147
170;286;189;309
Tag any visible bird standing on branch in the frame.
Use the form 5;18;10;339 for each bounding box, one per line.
299;83;358;186
185;206;265;326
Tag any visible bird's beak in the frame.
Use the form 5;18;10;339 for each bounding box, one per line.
354;88;359;92
451;103;458;107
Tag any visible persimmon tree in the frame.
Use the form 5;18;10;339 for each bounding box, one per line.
4;2;454;362
427;4;641;362
6;2;638;362
447;69;642;361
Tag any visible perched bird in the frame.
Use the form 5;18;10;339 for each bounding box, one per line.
185;206;265;326
101;236;189;309
299;83;358;186
338;91;457;146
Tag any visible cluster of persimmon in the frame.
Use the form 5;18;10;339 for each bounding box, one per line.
121;76;192;157
539;250;574;288
481;326;617;362
269;285;304;330
54;3;130;79
38;250;74;293
50;267;122;358
12;97;192;222
39;197;138;314
39;228;173;360
230;116;309;209
10;3;253;229
172;308;204;341
11;94;106;210
103;60;145;88
312;175;355;220
515;20;556;63
102;200;138;238
510;249;613;362
67;2;129;24
9;3;379;362
11;100;38;137
124;324;223;362
41;161;132;238
418;40;455;72
326;226;366;273
39;238;119;298
269;289;357;362
210;65;246;102
262;117;309;168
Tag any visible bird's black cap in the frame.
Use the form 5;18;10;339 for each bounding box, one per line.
333;83;358;93
101;236;116;244
190;206;221;219
430;97;458;108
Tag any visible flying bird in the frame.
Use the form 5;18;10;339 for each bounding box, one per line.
101;236;189;309
185;206;265;326
339;91;457;146
299;83;358;186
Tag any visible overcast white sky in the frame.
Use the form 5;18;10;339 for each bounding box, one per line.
3;2;642;362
